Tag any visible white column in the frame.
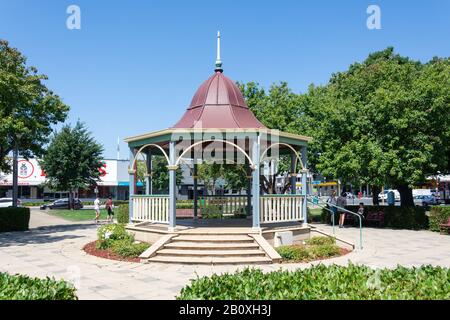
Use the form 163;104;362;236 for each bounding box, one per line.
168;141;177;231
128;147;135;223
145;149;152;195
252;134;261;230
301;146;308;226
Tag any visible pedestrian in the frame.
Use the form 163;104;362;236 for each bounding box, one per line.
327;190;338;223
94;195;101;224
337;192;347;228
105;196;114;223
357;202;365;217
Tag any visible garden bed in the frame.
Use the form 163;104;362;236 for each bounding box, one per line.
276;236;350;263
83;241;141;263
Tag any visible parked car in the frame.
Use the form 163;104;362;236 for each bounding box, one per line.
378;190;400;201
420;195;438;207
343;192;355;199
40;198;83;210
0;198;21;208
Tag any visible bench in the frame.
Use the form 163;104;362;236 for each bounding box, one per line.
365;211;385;228
440;217;450;235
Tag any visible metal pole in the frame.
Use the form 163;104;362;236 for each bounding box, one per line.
12;140;18;208
193;163;198;220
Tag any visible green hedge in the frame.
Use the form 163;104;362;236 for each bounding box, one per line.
178;264;450;300
429;206;450;232
117;204;129;224
96;223;149;257
0;273;77;300
0;207;30;232
321;205;428;230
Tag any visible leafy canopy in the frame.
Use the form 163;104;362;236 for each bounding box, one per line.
39;121;104;191
0;40;69;173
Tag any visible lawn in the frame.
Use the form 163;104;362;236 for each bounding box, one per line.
44;209;109;221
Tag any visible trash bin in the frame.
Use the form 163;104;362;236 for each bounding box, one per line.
387;191;395;206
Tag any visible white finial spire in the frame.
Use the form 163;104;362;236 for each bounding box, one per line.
215;30;223;72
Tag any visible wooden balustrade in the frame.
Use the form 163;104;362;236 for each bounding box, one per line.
260;195;304;223
132;195;169;223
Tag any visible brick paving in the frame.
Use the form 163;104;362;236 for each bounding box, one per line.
0;210;449;300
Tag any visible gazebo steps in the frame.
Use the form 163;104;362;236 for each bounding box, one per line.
157;249;266;257
172;234;254;242
164;242;260;250
146;255;272;265
142;233;279;264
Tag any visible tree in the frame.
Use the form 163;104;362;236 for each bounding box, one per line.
308;48;450;206
0;40;69;173
135;155;182;193
197;163;223;195
238;82;307;194
39;122;104;209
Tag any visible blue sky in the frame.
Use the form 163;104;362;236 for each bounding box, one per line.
1;0;449;159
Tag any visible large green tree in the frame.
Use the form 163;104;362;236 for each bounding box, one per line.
135;156;182;193
39;122;104;209
310;48;450;206
0;40;69;172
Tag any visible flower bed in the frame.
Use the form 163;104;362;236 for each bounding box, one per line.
276;236;349;263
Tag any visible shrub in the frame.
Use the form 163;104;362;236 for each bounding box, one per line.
177;264;450;300
276;245;311;261
201;205;223;219
310;244;340;258
117;204;129;224
0;207;30;232
0;272;77;300
111;240;150;257
429;206;450;232
306;236;335;246
96;223;133;249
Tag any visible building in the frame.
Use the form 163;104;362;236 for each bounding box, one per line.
0;158;141;200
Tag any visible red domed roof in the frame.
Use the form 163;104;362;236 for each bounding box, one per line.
172;71;266;129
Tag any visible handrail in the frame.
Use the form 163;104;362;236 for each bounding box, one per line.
307;195;363;250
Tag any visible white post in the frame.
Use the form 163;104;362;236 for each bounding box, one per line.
128;147;135;223
301;146;308;226
145;149;152;195
252;134;261;231
168;141;177;231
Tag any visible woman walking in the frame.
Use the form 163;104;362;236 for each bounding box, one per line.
327;190;338;225
105;196;114;223
337;192;348;228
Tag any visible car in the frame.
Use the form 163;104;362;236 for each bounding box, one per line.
343;192;355;199
40;198;83;210
378;190;400;201
0;198;21;208
421;195;438;207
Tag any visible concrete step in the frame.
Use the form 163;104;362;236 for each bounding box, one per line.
173;234;254;243
157;248;266;257
164;242;260;250
147;255;272;265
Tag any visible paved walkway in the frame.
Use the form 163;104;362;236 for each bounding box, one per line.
1;211;449;300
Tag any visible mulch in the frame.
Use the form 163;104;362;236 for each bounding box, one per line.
83;241;141;263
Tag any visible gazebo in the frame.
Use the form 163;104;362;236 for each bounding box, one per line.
124;33;312;263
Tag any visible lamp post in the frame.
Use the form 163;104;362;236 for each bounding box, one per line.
12;133;22;208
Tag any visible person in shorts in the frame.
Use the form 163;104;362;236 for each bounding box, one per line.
105;196;114;223
94;196;101;224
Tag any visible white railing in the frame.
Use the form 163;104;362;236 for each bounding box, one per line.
260;195;304;223
132;195;169;223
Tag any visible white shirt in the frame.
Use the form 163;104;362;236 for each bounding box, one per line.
94;199;100;210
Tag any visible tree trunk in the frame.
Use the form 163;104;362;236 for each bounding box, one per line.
68;190;73;210
397;184;414;207
371;185;380;205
